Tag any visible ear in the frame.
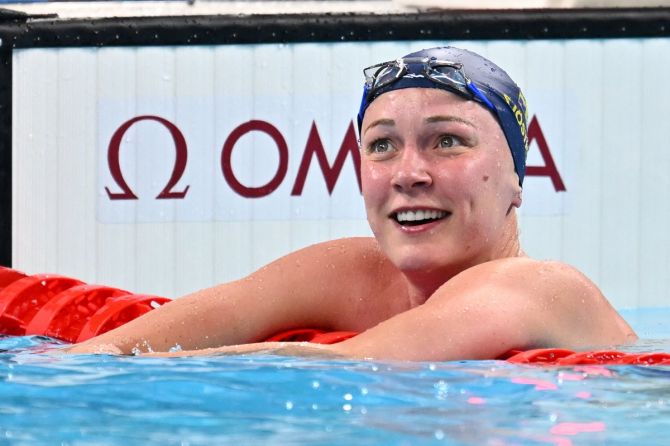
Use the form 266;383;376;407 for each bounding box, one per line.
512;184;523;208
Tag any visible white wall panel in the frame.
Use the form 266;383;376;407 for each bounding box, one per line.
599;40;643;308
14;50;57;272
173;47;218;297
517;41;566;264
56;49;99;282
639;39;670;307
12;39;670;308
559;40;603;283
95;48;139;292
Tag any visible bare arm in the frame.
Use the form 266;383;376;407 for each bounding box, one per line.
146;258;636;361
67;237;393;355
333;258;635;361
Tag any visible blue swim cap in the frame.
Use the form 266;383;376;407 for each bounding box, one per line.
357;46;529;185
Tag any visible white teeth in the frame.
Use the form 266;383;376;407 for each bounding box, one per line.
396;210;447;222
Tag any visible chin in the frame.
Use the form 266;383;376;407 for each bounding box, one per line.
387;247;454;274
389;239;488;276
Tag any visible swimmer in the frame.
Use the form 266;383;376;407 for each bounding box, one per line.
67;47;636;360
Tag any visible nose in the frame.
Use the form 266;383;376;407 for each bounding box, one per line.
391;147;433;192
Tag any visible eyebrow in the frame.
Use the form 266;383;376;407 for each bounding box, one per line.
363;118;395;134
424;115;476;128
363;115;476;135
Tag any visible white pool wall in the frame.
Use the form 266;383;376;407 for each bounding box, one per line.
11;33;670;309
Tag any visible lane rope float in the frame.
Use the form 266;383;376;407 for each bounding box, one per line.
0;267;169;342
0;266;666;365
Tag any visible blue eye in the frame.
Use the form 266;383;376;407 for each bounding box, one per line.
438;135;462;149
369;139;392;154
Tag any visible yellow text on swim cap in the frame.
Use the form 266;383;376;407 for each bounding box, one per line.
503;93;529;154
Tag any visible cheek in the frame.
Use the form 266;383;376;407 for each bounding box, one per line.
360;163;386;234
361;159;385;180
437;157;505;213
361;162;386;199
434;158;485;194
469;155;519;214
468;149;507;185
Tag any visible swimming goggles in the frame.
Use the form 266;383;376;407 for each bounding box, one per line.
362;57;495;110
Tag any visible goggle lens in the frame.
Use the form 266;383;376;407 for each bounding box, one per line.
364;61;405;90
362;58;495;111
426;64;468;89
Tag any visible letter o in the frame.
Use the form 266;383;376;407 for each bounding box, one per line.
221;120;289;198
515;109;524;125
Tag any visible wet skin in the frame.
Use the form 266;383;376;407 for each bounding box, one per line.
360;88;523;302
66;88;637;360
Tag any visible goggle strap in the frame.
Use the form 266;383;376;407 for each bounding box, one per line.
467;81;495;110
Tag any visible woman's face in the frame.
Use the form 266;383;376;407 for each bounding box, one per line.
360;88;522;276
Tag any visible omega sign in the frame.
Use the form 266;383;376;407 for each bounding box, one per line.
104;114;565;205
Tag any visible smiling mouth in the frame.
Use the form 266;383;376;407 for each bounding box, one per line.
392;209;450;226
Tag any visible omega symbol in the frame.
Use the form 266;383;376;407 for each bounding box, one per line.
105;115;190;200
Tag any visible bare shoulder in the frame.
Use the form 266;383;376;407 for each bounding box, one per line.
246;237;407;329
277;237;385;266
450;257;599;296
253;237;394;287
437;257;637;348
336;256;636;361
68;237;399;354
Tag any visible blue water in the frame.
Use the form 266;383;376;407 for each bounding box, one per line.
1;309;669;446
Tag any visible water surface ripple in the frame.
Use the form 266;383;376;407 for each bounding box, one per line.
0;336;669;445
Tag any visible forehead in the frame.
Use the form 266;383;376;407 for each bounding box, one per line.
361;87;501;133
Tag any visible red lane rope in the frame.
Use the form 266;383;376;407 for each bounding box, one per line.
0;267;168;342
265;328;358;344
77;294;171;343
504;348;670;366
267;332;670;365
0;274;84;336
0;266;666;365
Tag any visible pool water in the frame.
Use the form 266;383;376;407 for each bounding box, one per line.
0;309;669;446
